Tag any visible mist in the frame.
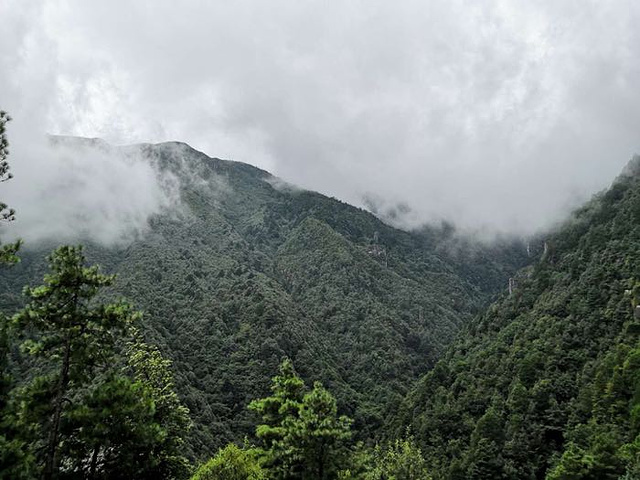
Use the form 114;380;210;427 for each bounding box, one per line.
2;0;640;238
0;134;181;246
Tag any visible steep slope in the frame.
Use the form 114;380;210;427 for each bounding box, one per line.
402;156;640;479
0;139;528;458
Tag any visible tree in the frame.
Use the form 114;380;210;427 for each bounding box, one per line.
59;374;163;479
249;358;305;477
365;436;432;480
48;339;193;480
4;245;191;479
0;322;34;480
191;444;265;480
11;245;136;479
287;382;353;479
249;359;353;479
0;110;27;478
0;110;20;265
125;332;192;478
464;405;508;479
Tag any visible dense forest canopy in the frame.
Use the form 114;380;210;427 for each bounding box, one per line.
401;155;640;479
0;138;529;460
1;123;639;479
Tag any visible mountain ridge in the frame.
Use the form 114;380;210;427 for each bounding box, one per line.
400;150;640;479
0;138;531;458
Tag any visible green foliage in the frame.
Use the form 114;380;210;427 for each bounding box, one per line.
191;444;265;480
0;241;20;267
0;110;15;223
402;158;640;479
11;245;137;478
3;134;638;477
545;338;640;479
250;359;353;479
0;140;528;456
0;110;20;265
366;436;432;480
249;358;306;455
125;332;192;478
287;382;353;479
60;374;165;479
1;245;191;479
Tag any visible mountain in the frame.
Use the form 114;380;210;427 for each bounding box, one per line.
0;138;529;459
400;155;640;479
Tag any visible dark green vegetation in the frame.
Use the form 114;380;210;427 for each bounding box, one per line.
0;246;190;479
402;156;640;478
3;124;640;479
247;358;352;478
0;138;528;459
193;359;432;480
0;110;21;264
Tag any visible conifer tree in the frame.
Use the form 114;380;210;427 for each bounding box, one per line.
249;359;353;479
249;358;306;478
4;246;191;479
288;382;352;479
191;444;265;480
0;109;27;478
125;332;192;478
0;110;20;265
12;245;136;478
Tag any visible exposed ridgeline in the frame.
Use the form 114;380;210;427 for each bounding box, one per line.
401;155;640;479
0;138;528;459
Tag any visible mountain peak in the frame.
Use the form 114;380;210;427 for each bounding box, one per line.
620;153;640;178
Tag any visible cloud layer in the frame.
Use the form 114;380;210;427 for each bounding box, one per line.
1;135;180;246
2;0;640;236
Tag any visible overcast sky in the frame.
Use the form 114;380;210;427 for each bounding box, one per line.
1;0;640;239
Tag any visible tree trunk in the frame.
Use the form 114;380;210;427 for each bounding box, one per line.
317;443;325;480
89;445;100;478
43;334;72;480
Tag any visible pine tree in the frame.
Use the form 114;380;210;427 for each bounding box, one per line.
4;246;191;479
11;245;136;478
0;317;33;479
249;358;306;478
0;110;27;478
287;382;352;479
191;444;265;480
0;110;20;265
249;359;353;479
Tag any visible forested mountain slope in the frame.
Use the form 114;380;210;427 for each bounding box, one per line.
402;156;640;479
0;138;528;459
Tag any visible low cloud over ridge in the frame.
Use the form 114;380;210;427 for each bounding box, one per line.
1;0;640;236
1;135;181;246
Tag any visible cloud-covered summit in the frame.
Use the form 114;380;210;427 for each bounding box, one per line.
1;0;639;236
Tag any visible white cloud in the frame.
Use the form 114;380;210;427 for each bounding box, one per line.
1;136;181;246
1;0;639;237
